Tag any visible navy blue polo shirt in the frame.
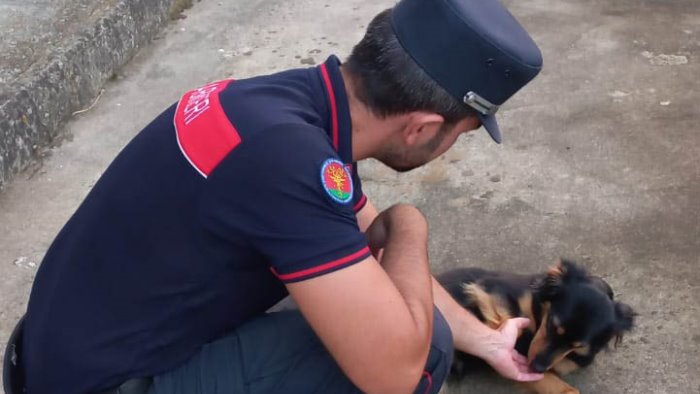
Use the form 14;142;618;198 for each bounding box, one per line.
22;56;371;393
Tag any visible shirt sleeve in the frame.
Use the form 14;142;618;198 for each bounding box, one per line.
200;124;371;283
349;162;368;213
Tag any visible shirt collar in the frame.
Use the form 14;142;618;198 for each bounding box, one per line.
318;55;353;164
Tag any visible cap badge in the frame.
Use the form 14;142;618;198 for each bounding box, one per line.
463;91;500;116
321;159;353;204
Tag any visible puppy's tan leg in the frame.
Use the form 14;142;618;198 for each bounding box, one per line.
519;372;580;394
462;283;511;329
552;358;580;376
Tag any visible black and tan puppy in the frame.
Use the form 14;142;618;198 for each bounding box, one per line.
437;259;635;394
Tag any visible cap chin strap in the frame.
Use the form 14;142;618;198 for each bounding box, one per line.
463;91;500;116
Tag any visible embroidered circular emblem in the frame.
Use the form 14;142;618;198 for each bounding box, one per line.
321;159;353;204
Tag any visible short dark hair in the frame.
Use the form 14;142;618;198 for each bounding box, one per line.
344;9;475;125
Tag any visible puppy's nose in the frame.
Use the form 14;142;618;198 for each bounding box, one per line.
530;360;548;373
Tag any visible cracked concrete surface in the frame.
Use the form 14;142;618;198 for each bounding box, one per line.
1;0;698;393
0;0;178;188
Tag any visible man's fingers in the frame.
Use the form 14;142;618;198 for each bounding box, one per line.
512;350;528;365
516;372;545;382
516;360;536;374
509;317;531;330
510;349;543;379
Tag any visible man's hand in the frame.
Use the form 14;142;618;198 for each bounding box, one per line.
480;318;544;382
364;204;425;258
364;207;390;257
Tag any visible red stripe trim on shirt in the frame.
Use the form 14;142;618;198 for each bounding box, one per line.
422;371;433;394
353;194;368;213
320;63;339;152
271;246;370;282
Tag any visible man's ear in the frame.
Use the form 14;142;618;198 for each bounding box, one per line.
403;112;445;146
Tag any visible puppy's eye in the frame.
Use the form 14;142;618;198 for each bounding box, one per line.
551;316;565;335
552;316;561;326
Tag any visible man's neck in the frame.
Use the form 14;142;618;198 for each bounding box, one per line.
340;66;405;162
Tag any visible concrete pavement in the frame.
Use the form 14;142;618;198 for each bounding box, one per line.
1;0;699;393
0;0;181;188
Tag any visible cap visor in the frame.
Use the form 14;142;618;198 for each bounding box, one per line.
477;113;502;144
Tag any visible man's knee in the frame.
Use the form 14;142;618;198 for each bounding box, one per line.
415;307;454;394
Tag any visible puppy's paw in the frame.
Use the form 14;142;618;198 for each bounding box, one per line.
519;372;580;394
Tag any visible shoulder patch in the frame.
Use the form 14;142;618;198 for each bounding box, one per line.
174;79;240;178
321;159;353;204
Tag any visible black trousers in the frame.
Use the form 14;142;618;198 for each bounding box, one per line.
148;307;454;394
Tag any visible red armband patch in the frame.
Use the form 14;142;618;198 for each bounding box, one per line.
174;80;241;177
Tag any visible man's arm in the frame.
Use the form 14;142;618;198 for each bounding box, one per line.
356;197;380;233
355;199;543;382
287;204;433;394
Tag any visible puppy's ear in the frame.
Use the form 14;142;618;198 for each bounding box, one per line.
558;259;589;282
588;275;614;300
613;301;636;347
533;261;565;299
